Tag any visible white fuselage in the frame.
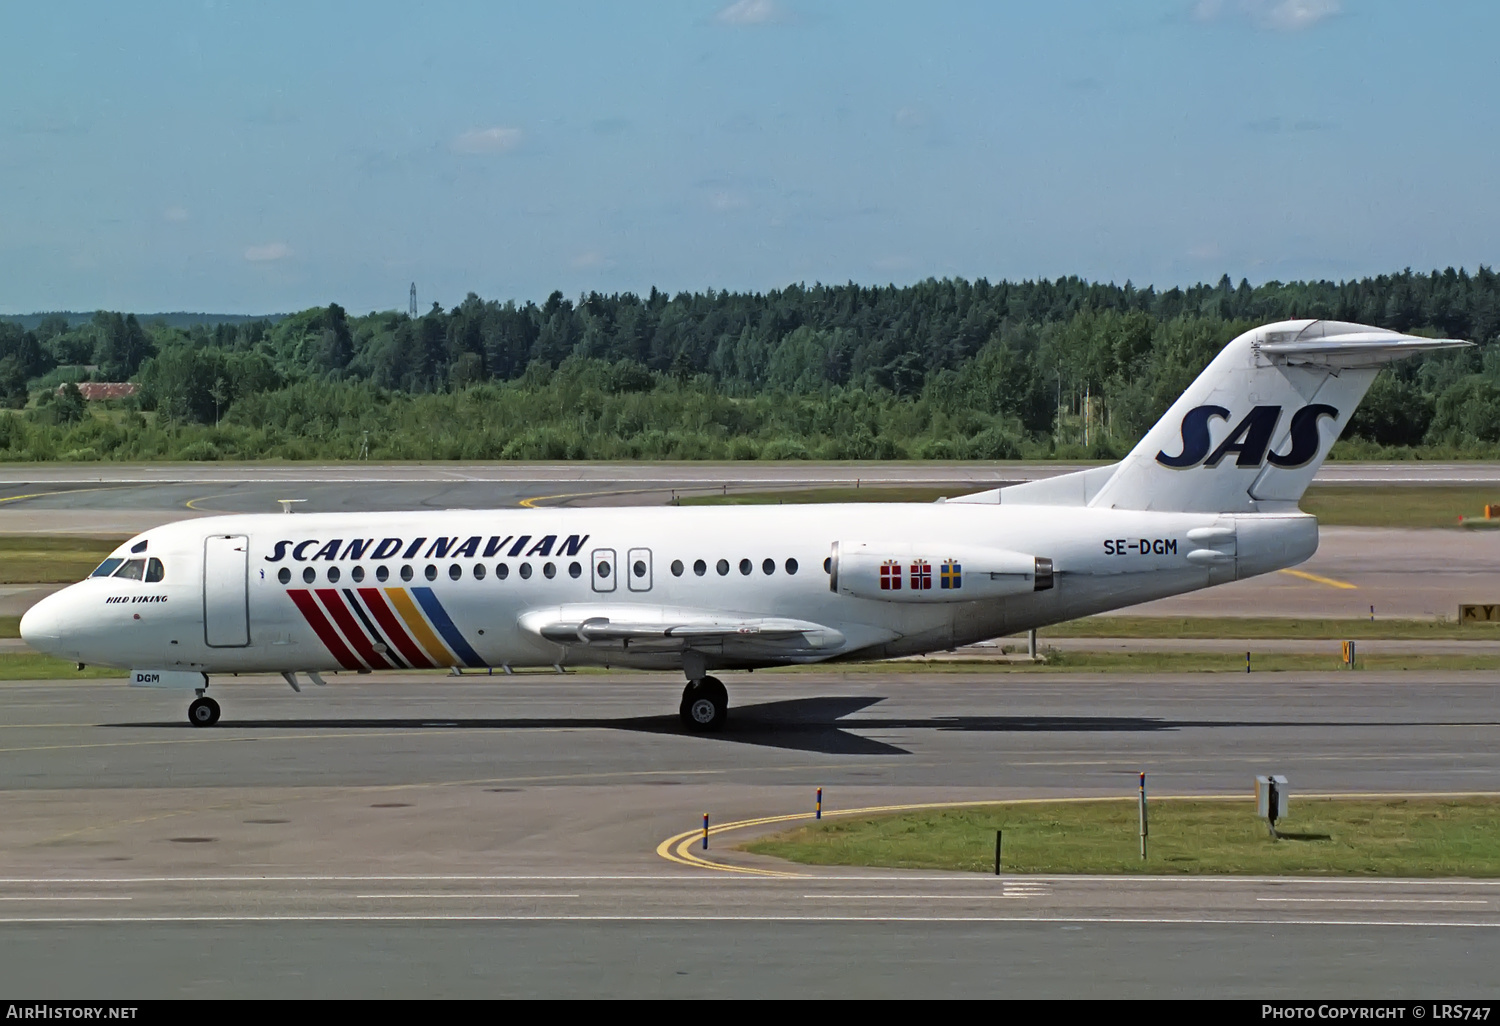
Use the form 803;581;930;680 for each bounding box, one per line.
20;502;1318;676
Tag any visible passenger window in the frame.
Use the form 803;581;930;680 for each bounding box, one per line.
785;557;798;575
425;564;438;581
519;563;533;579
738;558;752;576
473;563;486;580
303;566;316;584
762;558;774;575
376;565;390;582
400;565;414;582
278;567;291;585
496;563;509;580
694;559;706;577
568;561;581;578
113;559;146;581
716;559;729;576
543;562;557;579
90;558;124;579
352;566;365;583
671;560;684;577
328;566;341;584
448;563;462;581
145;558;165;583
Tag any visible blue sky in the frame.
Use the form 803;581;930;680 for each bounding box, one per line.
2;0;1496;314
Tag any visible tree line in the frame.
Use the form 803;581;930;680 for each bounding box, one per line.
2;266;1499;461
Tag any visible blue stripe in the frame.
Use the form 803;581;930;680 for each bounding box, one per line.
411;587;485;667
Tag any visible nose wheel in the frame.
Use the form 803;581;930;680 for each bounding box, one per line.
679;676;727;732
188;696;221;727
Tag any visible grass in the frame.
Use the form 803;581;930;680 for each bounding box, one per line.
769;652;1500;674
1037;616;1500;640
681;486;957;505
0;653;120;680
0;536;123;584
743;797;1500;876
683;483;1500;529
1301;484;1500;528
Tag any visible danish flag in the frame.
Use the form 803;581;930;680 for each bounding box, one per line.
879;559;902;590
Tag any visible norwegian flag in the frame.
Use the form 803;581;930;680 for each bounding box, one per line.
879;559;902;590
910;559;932;590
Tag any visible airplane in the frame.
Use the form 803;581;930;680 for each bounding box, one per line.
19;319;1472;731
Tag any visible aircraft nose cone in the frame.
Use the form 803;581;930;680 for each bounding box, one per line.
20;591;67;655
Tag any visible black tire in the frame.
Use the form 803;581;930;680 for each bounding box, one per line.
188;696;221;727
679;676;728;732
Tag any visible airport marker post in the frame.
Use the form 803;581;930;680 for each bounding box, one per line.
703;813;709;850
994;831;1002;875
1245;651;1251;674
816;787;822;820
1134;774;1146;864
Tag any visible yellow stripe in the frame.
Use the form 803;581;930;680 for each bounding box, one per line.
1279;568;1358;590
384;588;454;666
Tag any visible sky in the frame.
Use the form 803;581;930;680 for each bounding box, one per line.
2;0;1497;315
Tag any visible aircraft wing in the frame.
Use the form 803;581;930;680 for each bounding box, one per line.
518;606;849;656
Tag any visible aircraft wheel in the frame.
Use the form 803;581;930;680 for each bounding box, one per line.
679;676;728;732
188;696;221;727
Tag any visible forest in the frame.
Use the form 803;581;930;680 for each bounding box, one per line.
1;267;1498;462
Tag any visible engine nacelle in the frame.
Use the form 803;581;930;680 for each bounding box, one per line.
830;541;1053;602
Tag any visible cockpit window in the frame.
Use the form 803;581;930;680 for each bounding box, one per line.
145;558;165;583
90;558;125;578
112;559;146;581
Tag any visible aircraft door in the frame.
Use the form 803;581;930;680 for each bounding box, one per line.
627;547;653;592
203;534;250;647
591;548;617;593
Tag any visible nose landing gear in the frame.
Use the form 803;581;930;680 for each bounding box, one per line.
188;695;221;727
679;676;727;732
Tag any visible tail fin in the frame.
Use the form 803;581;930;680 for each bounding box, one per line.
988;319;1471;514
1090;319;1470;512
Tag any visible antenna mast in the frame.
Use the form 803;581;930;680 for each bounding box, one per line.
408;282;418;319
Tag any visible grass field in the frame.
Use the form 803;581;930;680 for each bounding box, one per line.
743;797;1500;876
1037;616;1500;640
684;483;1500;529
0;653;119;680
822;652;1500;673
0;536;123;584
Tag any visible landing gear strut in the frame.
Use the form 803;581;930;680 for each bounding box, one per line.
680;676;728;732
188;695;221;727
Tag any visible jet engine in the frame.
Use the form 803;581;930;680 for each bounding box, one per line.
829;541;1053;602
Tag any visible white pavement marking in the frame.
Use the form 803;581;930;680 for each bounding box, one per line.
352;893;581;899
1256;898;1488;905
0;914;1494;927
0;896;131;901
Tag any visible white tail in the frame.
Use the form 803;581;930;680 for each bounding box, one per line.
988;319;1471;514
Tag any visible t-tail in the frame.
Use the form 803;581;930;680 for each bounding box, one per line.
994;319;1472;514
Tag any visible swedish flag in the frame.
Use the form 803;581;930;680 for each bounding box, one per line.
940;559;961;589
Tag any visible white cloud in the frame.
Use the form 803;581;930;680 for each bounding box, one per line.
163;206;189;222
1192;0;1340;31
571;251;604;269
709;190;750;212
715;0;782;26
244;242;292;262
451;126;523;154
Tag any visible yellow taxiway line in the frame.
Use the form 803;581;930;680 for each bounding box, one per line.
1278;568;1358;590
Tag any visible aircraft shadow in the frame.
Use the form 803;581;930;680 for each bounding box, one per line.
106;696;1481;757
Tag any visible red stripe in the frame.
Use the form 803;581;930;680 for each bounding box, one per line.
357;588;434;669
315;589;393;670
287;589;361;670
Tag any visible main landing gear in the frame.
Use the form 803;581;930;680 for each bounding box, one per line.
188;693;221;727
679;676;728;732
